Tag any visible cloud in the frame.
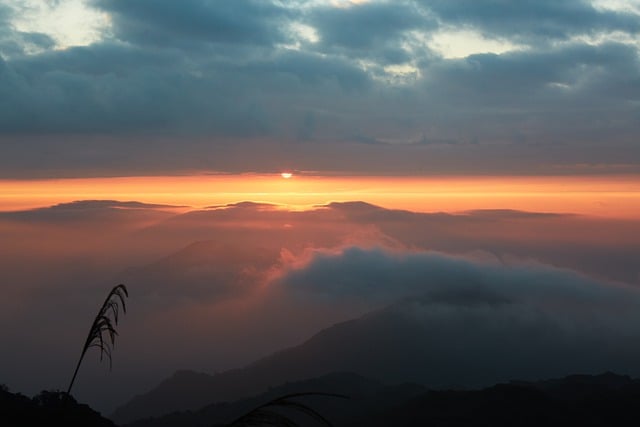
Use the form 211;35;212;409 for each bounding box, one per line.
321;202;640;286
277;245;637;310
424;41;640;107
0;38;371;135
0;0;638;176
307;1;432;64
93;0;294;48
248;49;372;91
0;3;56;57
272;244;640;384
421;0;640;43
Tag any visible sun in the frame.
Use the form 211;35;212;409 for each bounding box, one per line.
281;172;293;179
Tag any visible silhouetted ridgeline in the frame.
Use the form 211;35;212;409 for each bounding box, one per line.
4;373;640;426
112;290;640;424
368;373;640;427
0;386;114;427
124;372;640;427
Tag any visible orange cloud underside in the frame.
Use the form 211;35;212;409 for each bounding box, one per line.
1;174;639;217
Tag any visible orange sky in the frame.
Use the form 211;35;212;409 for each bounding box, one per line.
1;174;639;218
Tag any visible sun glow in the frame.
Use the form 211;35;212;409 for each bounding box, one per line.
281;172;293;179
1;174;639;218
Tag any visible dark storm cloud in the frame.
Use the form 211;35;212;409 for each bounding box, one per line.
421;0;640;42
92;0;293;47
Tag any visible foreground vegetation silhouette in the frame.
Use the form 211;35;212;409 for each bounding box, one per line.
2;284;347;427
5;283;640;425
67;284;129;395
124;372;640;427
226;392;348;427
0;387;115;426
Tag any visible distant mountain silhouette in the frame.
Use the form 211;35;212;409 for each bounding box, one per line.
119;240;280;300
112;291;640;424
124;372;410;427
120;372;640;427
0;387;115;427
362;372;640;427
511;371;640;400
0;200;179;225
110;310;424;424
6;372;640;427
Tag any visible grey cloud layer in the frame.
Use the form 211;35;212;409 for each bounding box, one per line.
0;4;55;57
278;245;640;378
307;1;433;64
423;0;640;41
0;0;639;175
93;0;293;48
279;245;637;312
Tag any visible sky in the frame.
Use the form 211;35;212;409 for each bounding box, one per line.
1;0;640;419
0;0;639;180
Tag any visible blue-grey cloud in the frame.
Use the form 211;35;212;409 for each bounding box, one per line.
279;245;636;309
272;244;640;386
0;0;639;175
397;40;640;151
92;0;293;48
421;0;640;42
423;42;640;107
0;38;373;135
307;1;433;64
0;4;56;58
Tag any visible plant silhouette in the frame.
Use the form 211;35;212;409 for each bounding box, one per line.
67;284;129;395
61;284;344;426
226;392;348;427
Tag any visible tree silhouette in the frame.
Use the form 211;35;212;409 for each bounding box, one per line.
67;284;129;395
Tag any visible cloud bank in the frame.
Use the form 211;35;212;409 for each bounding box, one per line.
272;244;640;386
0;0;639;175
278;244;638;321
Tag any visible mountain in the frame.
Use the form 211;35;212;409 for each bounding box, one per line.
511;371;640;400
0;387;115;427
110;310;423;424
112;292;640;424
123;372;640;427
119;240;280;300
124;372;423;427
361;372;640;427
